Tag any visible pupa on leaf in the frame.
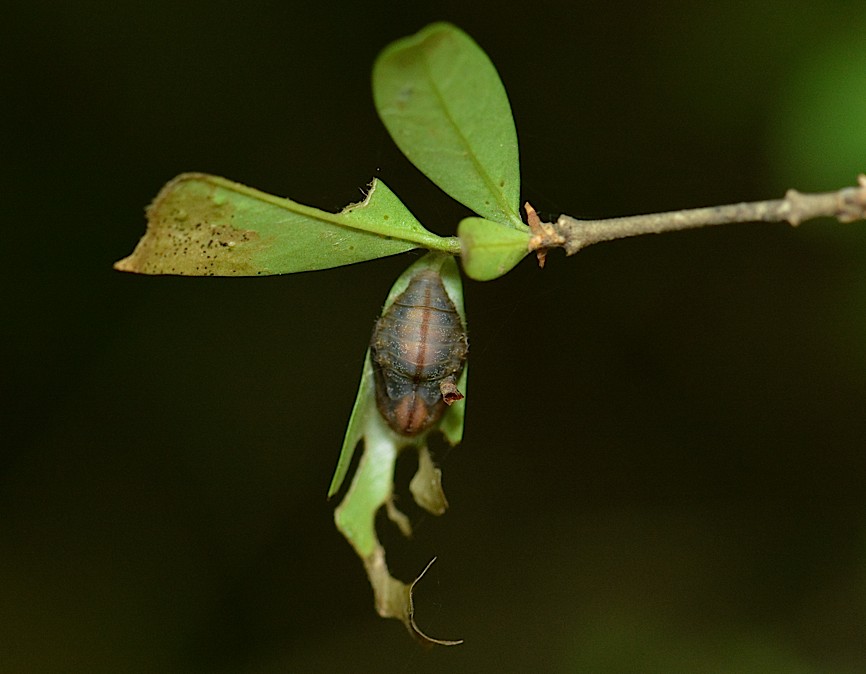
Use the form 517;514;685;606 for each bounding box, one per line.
370;268;468;436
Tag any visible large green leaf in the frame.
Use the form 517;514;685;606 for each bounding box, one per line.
114;173;459;276
373;23;525;230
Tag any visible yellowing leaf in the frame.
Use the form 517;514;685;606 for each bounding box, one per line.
115;173;459;276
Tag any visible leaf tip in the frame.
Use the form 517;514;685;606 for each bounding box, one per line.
112;256;135;273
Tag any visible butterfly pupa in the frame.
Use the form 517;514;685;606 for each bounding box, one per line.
370;268;468;436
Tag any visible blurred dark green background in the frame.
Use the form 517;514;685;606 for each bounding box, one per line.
4;1;866;671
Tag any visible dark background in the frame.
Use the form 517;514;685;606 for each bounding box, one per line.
4;1;866;671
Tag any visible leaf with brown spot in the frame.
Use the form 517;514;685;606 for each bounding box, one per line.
114;173;460;276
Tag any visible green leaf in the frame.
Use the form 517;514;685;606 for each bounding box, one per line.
431;255;468;442
333;401;398;555
458;216;530;281
330;252;467;645
114;173;460;276
373;23;525;230
328;350;375;499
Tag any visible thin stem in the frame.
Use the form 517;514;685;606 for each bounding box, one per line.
543;176;866;255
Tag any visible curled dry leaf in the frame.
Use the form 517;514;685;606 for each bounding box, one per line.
410;445;449;516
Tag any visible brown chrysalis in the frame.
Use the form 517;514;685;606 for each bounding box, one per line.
370;268;468;436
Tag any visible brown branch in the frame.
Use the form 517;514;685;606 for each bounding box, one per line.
531;175;866;256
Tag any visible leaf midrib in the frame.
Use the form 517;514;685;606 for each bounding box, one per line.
196;174;460;254
420;54;522;229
